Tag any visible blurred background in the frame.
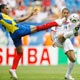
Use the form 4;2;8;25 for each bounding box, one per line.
0;0;80;47
0;0;80;66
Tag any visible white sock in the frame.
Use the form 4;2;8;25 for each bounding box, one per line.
64;30;74;38
65;62;74;77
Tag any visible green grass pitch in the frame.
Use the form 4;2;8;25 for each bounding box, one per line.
0;65;80;80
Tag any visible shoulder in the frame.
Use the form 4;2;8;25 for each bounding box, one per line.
0;13;9;20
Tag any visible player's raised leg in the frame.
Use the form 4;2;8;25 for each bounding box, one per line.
30;17;66;33
63;22;80;39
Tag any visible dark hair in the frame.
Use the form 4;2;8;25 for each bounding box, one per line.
62;8;70;13
0;4;6;12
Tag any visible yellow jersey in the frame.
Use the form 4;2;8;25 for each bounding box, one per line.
0;13;19;33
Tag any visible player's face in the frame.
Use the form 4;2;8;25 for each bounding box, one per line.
62;10;70;19
2;6;9;15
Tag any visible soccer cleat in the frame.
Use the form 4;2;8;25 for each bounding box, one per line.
9;69;18;80
74;22;80;36
65;75;74;80
74;27;79;36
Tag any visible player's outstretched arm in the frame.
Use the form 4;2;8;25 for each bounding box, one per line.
16;8;38;23
50;30;55;47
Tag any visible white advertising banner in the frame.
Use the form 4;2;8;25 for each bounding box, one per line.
0;46;80;66
0;46;58;65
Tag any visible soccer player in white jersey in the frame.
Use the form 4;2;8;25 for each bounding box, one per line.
51;8;79;80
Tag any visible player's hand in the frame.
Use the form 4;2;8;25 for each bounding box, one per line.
56;17;66;26
76;22;80;28
62;17;66;23
31;7;39;15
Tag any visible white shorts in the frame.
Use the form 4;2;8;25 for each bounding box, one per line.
54;37;74;53
63;38;74;53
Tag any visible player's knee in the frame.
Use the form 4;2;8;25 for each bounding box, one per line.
70;58;75;63
58;35;66;43
71;55;76;63
16;45;23;53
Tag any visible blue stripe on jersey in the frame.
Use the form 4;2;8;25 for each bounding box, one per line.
14;19;17;22
3;19;12;24
0;13;3;19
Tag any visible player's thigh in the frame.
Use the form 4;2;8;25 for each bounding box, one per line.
66;50;75;62
16;45;23;53
63;39;75;62
13;38;23;53
58;34;65;43
63;39;74;53
16;23;32;37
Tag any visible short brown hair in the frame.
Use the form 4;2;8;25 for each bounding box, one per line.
62;8;70;13
0;4;6;12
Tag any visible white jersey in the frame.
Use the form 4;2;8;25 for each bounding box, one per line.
51;18;69;37
51;18;76;52
67;22;77;31
51;18;77;37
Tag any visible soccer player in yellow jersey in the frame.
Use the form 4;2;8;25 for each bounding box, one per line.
0;4;66;80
